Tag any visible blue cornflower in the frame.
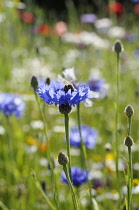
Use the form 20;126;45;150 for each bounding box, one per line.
0;93;25;117
61;166;91;187
87;78;108;98
69;124;97;149
87;78;105;92
37;80;92;114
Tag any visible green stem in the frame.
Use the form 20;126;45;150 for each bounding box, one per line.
77;104;93;209
34;91;60;209
127;116;133;210
63;165;79;210
32;173;56;210
127;146;132;210
115;52;121;208
115;52;120;178
127;117;131;136
34;91;48;142
64;114;72;181
5;116;16;184
0;201;9;210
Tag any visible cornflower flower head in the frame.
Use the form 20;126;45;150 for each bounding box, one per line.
37;80;92;114
0;93;25;117
58;67;95;107
61;166;91;187
69;124;97;149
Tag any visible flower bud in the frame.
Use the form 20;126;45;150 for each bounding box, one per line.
124;136;134;147
113;40;124;54
59;104;72;114
45;77;51;85
58;152;69;166
124;105;134;118
31;76;38;90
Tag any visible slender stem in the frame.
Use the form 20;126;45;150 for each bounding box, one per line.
34;91;48;142
115;52;121;208
0;201;9;210
5;116;16;184
127;146;132;210
77;104;93;209
63;165;79;210
115;52;120;179
32;173;56;210
64;114;72;181
33;91;60;209
127;116;133;210
127;117;131;136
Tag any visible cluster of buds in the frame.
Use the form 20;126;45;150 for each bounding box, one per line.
124;105;134;147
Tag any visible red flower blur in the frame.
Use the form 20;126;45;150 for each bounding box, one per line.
21;12;34;23
37;24;51;35
134;3;139;15
108;2;124;16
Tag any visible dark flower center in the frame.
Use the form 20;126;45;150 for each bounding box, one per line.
64;84;74;93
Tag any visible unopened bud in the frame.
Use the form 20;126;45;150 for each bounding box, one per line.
124;136;134;147
45;77;51;85
58;152;69;166
113;40;124;54
124;105;134;118
31;76;38;90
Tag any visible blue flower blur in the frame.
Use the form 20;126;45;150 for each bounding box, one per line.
87;78;108;99
37;80;92;106
87;78;105;92
0;93;25;117
61;166;91;187
131;0;139;2
69;124;97;149
80;13;97;24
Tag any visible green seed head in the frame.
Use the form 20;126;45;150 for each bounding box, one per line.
124;105;134;117
58;152;69;166
124;136;134;147
113;40;124;54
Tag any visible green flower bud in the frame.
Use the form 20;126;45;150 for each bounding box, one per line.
59;104;72;114
124;105;134;117
58;152;69;166
113;40;124;54
124;136;134;147
31;76;38;90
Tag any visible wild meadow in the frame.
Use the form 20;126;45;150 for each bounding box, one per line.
1;1;139;210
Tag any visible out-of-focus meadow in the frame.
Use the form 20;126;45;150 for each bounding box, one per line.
1;0;139;209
